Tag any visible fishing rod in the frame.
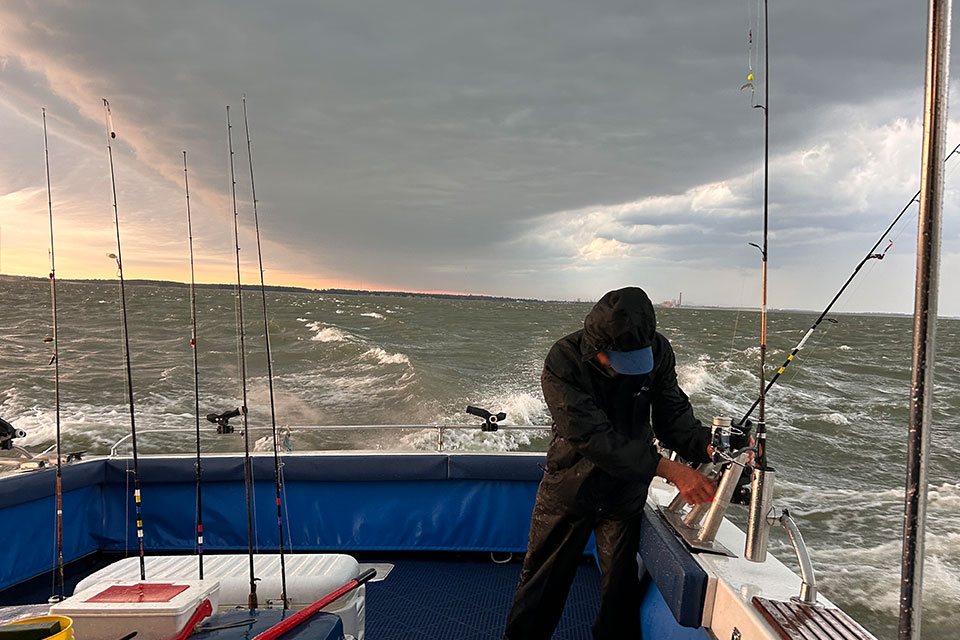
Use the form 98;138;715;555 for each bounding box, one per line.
735;139;960;429
743;0;775;564
227;105;258;609
242;95;289;609
42;108;65;602
753;0;770;472
103;99;146;581
182;151;204;580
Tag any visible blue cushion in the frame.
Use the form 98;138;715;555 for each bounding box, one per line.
637;506;708;628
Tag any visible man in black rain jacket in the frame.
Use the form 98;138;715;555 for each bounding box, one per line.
504;287;718;640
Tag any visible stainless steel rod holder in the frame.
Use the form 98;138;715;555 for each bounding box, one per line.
683;502;712;527
746;467;776;562
779;509;817;605
667;462;717;514
695;452;750;544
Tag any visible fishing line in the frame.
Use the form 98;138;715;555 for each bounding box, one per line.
182;151;204;580
226;104;259;609
241;95;289;608
103;99;146;581
42;108;65;603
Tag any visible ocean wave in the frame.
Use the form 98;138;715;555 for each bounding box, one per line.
313;328;346;342
807;536;960;626
360;312;384;319
818;412;851;425
677;361;718;395
487;391;548;426
399;425;550;452
362;347;410;365
305;322;347;342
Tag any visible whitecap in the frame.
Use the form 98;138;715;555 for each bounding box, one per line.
305;322;347;342
362;347;409;365
361;312;384;319
838;345;852;351
677;362;716;395
399;426;549;452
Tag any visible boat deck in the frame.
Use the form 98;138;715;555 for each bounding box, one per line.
364;553;600;639
0;552;601;640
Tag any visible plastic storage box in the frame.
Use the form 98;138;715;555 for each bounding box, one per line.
50;580;220;640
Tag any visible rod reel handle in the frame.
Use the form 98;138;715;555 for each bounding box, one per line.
206;408;241;434
466;405;506;432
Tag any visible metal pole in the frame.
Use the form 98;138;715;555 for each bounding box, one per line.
899;0;951;636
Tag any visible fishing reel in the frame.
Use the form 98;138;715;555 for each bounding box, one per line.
206;408;241;434
710;417;756;505
0;417;27;451
710;417;754;462
466;406;506;432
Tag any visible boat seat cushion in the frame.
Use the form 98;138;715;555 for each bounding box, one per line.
637;506;708;628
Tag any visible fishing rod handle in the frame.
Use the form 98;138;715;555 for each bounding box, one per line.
251;569;377;640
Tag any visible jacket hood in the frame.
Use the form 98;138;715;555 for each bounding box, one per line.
581;287;657;358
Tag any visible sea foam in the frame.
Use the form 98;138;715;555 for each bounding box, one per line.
362;347;410;365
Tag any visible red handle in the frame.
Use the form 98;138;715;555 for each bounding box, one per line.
252;569;376;640
161;598;212;640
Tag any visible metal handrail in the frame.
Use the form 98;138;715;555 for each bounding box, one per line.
108;423;553;456
778;509;818;605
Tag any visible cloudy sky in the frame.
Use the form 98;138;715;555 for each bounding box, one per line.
1;1;958;314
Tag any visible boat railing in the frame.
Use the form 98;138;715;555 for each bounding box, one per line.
107;423;553;457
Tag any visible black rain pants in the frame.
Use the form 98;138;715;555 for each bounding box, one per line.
503;490;644;640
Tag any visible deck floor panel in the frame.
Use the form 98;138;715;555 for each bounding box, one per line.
364;555;600;639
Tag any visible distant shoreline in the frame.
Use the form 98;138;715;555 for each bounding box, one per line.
0;272;554;304
0;273;927;317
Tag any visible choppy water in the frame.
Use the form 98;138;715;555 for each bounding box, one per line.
1;276;958;639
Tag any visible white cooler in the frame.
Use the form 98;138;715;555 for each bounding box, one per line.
74;555;365;640
50;580;220;640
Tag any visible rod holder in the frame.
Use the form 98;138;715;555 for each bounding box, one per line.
666;462;717;514
696;452;751;544
778;509;818;605
746;467;776;562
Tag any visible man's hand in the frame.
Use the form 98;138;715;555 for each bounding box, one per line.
656;457;717;505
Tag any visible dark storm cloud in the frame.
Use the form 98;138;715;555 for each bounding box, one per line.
0;1;956;311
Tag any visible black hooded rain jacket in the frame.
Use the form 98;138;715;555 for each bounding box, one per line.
539;295;711;519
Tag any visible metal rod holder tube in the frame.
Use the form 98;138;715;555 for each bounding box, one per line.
667;462;717;514
683;502;712;527
746;467;775;562
778;510;817;605
696;453;750;544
